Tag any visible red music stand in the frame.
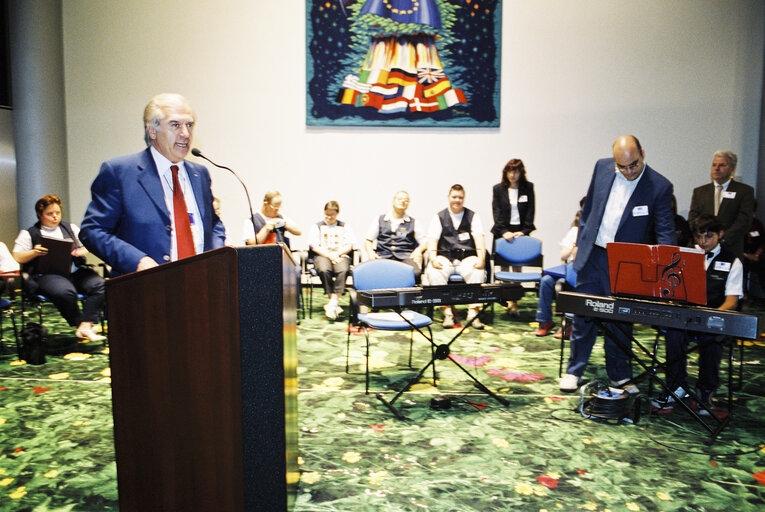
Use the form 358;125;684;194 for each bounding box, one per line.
607;243;706;305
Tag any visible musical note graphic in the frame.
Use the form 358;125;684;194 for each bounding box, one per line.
660;252;683;298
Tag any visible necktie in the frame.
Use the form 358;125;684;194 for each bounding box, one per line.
171;165;195;259
714;184;722;215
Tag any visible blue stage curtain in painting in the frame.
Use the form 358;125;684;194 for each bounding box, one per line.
359;0;443;29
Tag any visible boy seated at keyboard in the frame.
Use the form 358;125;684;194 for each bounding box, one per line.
651;214;743;416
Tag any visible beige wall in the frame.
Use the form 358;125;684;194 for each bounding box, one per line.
61;0;764;254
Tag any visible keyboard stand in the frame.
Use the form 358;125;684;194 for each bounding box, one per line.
588;319;733;445
376;302;509;420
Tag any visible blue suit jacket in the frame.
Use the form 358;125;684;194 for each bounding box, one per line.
80;148;226;276
574;158;676;272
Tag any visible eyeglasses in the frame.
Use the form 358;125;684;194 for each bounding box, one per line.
615;159;641;172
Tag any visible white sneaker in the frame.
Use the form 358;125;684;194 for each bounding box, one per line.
75;327;106;342
442;310;455;329
559;373;579;392
324;303;338;320
611;378;640;395
466;310;484;329
650;386;689;410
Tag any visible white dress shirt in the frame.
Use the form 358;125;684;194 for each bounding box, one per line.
150;146;204;260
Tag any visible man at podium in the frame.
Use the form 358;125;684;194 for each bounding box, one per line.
80;93;226;276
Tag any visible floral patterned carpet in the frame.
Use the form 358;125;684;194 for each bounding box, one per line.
1;290;765;511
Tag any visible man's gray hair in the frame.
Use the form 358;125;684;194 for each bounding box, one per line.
143;93;195;146
713;150;738;169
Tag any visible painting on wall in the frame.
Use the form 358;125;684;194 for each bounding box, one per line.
306;0;502;127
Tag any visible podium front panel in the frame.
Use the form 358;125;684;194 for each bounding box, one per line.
107;246;297;511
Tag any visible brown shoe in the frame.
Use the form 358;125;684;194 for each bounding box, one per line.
554;324;572;340
535;321;555;336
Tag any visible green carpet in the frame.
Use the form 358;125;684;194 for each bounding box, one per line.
1;291;765;511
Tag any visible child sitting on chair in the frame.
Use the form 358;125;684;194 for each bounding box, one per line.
651;214;743;416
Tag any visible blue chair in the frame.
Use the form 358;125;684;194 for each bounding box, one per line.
347;259;434;394
493;236;543;286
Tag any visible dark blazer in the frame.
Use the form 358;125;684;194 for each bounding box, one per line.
491;181;535;238
574;158;676;272
688;179;754;257
80;148;226;277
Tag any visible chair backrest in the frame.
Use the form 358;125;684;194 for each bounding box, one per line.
494;236;542;265
565;262;577;287
352;259;415;291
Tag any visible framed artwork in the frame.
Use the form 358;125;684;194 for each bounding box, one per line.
306;0;502;127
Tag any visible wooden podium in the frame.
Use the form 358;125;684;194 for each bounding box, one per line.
106;245;298;511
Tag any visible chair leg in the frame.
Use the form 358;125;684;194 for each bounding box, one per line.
345;329;351;374
737;338;744;391
558;316;567;377
408;330;414;368
364;328;371;395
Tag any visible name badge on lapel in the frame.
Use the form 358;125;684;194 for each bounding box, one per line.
722;191;736;200
458;232;471;241
714;261;732;272
518;195;528;203
632;205;649;217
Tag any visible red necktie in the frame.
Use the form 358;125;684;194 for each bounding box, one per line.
171;165;195;259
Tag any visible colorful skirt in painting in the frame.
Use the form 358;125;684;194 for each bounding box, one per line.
336;34;466;115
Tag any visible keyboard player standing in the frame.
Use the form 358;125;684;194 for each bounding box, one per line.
559;135;677;393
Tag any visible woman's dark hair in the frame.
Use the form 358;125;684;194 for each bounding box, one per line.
500;159;528;188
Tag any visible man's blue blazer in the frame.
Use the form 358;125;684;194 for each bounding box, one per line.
80;148;226;276
574;158;677;272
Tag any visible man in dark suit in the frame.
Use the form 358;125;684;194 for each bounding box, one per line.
688;150;753;258
559;135;677;392
80;93;226;277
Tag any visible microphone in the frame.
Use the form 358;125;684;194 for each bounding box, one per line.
191;148;258;243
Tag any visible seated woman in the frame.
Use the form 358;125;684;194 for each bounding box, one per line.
12;194;106;342
308;201;355;320
241;190;301;247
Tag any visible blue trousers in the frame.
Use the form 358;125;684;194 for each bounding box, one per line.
565;246;632;382
535;274;561;323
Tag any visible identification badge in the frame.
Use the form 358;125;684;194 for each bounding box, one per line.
518;195;528;203
722;191;736;199
750;230;760;237
714;261;731;272
632;205;649;216
458;232;471;241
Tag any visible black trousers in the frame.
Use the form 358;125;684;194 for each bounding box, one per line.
33;268;105;326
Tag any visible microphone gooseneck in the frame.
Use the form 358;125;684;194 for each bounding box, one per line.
191;148;258;242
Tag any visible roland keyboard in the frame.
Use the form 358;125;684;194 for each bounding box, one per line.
357;282;524;308
556;291;759;340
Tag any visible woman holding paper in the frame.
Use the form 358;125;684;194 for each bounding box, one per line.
13;194;106;342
